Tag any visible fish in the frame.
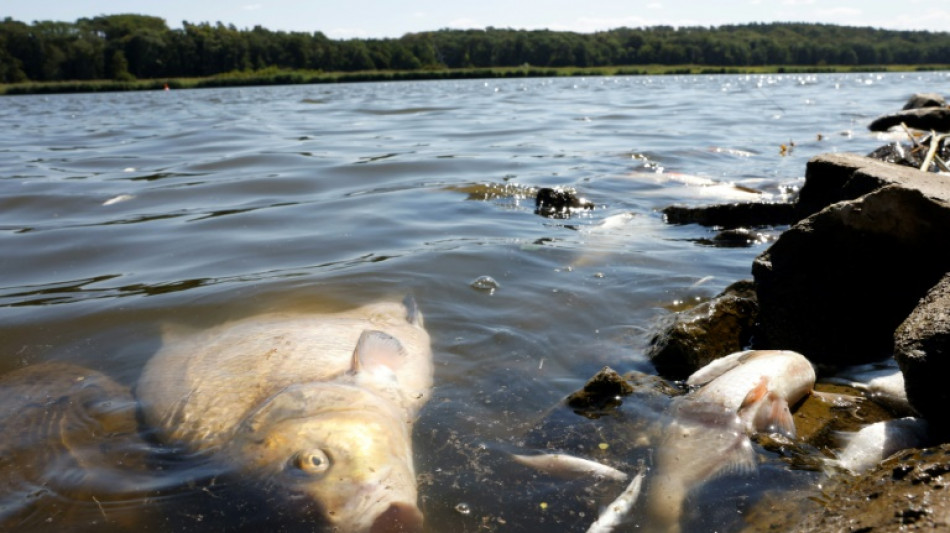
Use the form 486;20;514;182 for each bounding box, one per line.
642;399;757;533
687;349;816;438
0;362;153;530
511;452;628;482
136;297;433;533
826;361;914;415
586;466;647;533
834;417;930;474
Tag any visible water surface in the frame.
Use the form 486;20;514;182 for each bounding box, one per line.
0;72;941;531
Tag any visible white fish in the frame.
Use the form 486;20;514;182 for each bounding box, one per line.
827;361;914;415
137;297;432;533
512;452;628;482
835;417;930;474
688;349;816;437
586;467;647;533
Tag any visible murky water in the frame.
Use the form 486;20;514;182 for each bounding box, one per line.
1;72;942;532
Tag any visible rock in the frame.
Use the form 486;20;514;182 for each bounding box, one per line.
753;184;950;366
648;280;759;380
565;366;634;417
794;152;950;218
661;202;797;229
534;187;594;218
903;92;946;110
744;443;950;532
868;106;950;132
895;273;950;426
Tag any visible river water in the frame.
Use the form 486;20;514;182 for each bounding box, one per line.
0;72;944;532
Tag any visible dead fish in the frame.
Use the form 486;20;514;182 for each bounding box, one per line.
643;399;757;533
0;362;151;530
585;466;647;533
511;452;628;482
834;417;930;474
826;361;914;415
137;297;433;533
688;349;815;437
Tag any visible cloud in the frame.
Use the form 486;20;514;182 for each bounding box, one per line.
782;0;816;4
241;4;261;11
646;2;663;8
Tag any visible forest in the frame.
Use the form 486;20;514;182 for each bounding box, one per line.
2;14;949;84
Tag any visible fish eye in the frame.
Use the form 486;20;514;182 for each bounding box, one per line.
291;449;331;476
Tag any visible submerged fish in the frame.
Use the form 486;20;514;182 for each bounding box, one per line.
0;362;151;530
511;452;628;482
137;297;433;533
688;349;816;437
643;399;757;533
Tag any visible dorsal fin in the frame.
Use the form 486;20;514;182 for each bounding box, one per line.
350;330;407;374
403;294;423;327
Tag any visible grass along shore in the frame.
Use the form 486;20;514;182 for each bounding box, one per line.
3;64;948;95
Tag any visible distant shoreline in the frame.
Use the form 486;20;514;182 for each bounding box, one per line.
3;64;948;96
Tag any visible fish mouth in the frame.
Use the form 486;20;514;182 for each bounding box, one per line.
369;501;424;533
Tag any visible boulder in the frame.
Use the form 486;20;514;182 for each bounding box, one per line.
752;183;950;366
895;273;950;426
794;152;950;217
868;106;950;132
903;92;946;110
648;280;758;380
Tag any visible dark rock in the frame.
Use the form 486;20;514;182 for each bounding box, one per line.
753;184;950;366
534;187;594;218
565;366;634;417
648;280;758;380
903;92;946;110
868;106;950;132
661;202;797;229
894;273;950;425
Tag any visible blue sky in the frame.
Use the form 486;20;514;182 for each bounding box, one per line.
7;1;950;39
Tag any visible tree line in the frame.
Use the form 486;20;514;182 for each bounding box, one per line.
2;14;949;83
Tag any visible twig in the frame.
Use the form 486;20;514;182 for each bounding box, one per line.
92;496;107;520
901;122;923;149
920;132;950;172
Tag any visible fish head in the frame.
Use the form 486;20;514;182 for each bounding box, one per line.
228;383;423;533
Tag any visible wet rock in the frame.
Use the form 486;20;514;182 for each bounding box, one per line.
895;273;950;426
565;366;634;417
534;187;594;218
753;184;950;366
868;106;950;132
648;280;758;380
661;202;796;229
747;443;950;532
903;92;946;110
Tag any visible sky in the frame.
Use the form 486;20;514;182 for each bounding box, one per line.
6;0;950;39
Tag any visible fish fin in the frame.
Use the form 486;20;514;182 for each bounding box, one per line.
752;392;796;438
403;294;424;327
351;330;407;373
739;376;770;411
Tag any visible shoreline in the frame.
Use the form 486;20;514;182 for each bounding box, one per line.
3;64;948;96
